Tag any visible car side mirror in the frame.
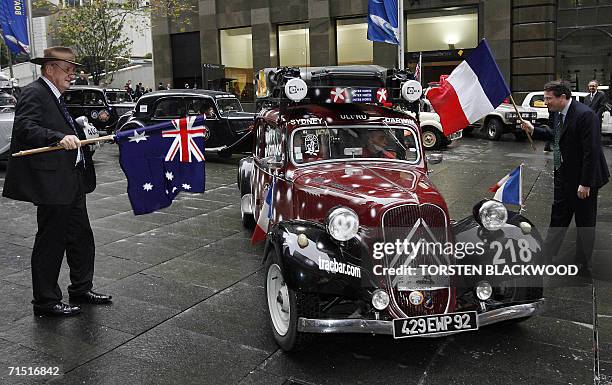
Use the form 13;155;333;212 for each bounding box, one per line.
426;153;443;164
260;155;283;169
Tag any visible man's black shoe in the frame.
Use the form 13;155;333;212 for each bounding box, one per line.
70;290;113;304
34;302;81;317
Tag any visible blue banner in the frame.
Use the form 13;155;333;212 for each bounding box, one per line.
367;0;399;45
115;116;207;215
0;0;30;55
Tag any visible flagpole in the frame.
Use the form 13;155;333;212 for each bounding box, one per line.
11;135;116;157
509;95;535;151
397;0;404;70
418;51;422;84
26;0;37;80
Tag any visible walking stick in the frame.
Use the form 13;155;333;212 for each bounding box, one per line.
509;95;536;152
11;135;115;157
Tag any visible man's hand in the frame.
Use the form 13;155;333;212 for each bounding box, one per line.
577;185;590;199
521;120;534;135
59;135;81;150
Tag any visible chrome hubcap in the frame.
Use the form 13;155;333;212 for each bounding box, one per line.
422;131;436;148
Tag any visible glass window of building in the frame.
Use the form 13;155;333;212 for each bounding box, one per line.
336;18;373;65
278;24;310;67
406;8;478;52
220;27;254;102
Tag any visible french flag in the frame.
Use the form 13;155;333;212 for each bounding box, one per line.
489;165;523;206
427;39;511;136
251;177;276;244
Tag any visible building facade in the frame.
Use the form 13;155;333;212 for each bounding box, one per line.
152;0;608;106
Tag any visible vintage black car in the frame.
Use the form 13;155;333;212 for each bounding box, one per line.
116;89;255;157
63;86;135;134
104;88;136;118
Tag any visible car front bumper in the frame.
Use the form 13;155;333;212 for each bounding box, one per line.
297;301;542;336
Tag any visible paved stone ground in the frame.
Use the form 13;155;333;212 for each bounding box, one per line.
0;134;611;385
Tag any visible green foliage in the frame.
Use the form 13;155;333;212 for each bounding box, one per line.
50;0;195;85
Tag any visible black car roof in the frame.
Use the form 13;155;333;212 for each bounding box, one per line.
67;85;105;91
140;89;236;99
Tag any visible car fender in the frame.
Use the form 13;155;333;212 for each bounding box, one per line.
451;212;544;290
483;111;505;126
263;220;367;297
117;118;145;133
238;156;254;196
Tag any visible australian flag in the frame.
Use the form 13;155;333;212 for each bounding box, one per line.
115;115;207;215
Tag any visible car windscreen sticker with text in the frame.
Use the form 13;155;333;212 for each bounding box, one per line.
265;126;282;158
139;105;148;113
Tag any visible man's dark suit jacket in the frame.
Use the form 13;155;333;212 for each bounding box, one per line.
2;78;96;205
534;100;609;192
584;90;607;117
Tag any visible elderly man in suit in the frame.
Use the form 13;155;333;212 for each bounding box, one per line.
2;47;112;317
522;80;609;276
584;79;607;119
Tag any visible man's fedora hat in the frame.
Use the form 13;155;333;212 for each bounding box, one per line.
30;46;82;66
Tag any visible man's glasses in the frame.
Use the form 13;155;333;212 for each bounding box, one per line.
53;63;77;77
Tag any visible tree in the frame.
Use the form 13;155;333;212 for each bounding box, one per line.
50;0;195;85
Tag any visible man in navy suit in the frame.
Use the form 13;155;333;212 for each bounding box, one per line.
522;80;609;276
3;47;112;317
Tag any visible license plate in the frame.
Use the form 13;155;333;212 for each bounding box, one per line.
392;311;478;338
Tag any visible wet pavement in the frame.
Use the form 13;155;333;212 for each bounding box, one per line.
0;134;612;385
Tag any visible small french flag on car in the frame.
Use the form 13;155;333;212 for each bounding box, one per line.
251;177;276;244
489;165;523;207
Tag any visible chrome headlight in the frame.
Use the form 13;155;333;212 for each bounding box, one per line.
478;200;508;230
326;207;359;241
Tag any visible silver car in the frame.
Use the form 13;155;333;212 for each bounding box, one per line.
0;105;14;160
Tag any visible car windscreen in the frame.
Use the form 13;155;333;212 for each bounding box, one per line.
83;90;106;106
291;126;420;165
216;98;243;115
106;91;133;103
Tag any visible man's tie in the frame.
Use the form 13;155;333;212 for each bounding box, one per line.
58;95;83;163
553;113;562;170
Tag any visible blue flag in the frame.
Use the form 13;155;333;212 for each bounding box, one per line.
115;115;207;215
0;0;30;55
367;0;399;45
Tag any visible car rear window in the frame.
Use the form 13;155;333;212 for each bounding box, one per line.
153;98;185;119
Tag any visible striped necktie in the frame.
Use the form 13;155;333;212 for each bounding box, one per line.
553;113;562;170
59;95;83;163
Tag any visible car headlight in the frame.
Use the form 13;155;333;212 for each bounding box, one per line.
473;199;508;231
326;207;359;241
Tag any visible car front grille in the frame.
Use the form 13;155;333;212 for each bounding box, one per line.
381;203;453;317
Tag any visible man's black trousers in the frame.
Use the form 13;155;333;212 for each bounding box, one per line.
31;169;95;307
544;170;598;267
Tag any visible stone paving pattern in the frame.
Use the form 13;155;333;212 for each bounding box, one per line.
0;135;611;384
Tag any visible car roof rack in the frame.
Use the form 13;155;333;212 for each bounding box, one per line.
254;65;421;111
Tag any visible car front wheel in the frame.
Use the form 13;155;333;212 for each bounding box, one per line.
485;118;503;141
421;127;443;150
265;249;316;351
